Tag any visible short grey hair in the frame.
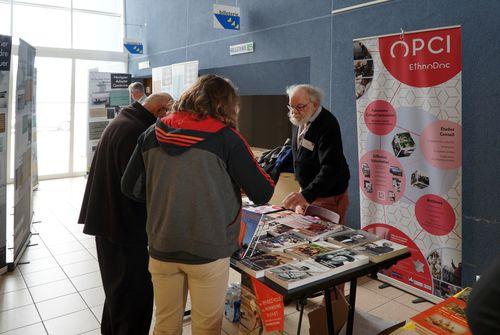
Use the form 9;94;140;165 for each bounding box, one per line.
128;82;145;94
286;84;324;105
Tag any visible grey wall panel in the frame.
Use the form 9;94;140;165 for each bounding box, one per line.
187;0;331;45
145;0;189;55
186;18;332;104
199;58;310;96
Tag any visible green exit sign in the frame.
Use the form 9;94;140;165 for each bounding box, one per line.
230;42;254;56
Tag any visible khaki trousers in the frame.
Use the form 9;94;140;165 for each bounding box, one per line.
149;257;230;335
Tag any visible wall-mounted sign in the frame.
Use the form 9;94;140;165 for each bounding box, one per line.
123;38;144;54
213;4;240;30
230;42;254;56
138;60;150;70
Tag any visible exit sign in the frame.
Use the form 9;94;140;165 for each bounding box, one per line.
230;42;254;56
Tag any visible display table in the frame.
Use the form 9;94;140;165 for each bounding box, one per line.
232;251;411;335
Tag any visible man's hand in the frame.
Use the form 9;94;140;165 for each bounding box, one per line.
282;192;308;213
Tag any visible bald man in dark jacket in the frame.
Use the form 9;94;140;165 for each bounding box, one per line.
78;93;173;335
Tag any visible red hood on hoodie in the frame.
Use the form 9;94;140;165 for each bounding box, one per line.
155;111;228;148
160;111;226;133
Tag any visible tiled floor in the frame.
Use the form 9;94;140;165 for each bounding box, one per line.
0;177;434;334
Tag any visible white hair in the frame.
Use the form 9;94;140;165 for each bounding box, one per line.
286;84;324;104
128;81;145;94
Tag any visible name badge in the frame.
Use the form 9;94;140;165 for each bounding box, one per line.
301;139;315;151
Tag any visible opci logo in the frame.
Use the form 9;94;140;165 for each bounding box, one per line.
389;35;451;58
380;27;461;87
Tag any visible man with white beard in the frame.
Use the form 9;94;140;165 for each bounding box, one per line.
282;84;350;224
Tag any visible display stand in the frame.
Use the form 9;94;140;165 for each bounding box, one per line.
0;34;12;275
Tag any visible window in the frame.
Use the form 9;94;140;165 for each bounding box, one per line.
34;57;72;175
5;1;127;180
73;12;122;52
73;0;122;15
13;4;71;48
0;3;11;35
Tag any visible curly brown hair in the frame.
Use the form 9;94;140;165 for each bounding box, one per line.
172;74;239;128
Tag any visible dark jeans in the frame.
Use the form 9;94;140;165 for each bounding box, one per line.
95;236;153;335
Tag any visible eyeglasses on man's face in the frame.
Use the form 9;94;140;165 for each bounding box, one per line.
287;102;310;112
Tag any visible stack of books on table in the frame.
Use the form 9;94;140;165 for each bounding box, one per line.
265;249;370;289
410;288;472;335
235;203;409;290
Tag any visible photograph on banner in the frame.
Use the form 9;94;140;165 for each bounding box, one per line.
354;26;462;300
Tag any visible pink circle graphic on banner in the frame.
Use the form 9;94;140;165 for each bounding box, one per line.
379;27;461;87
421;120;461;169
363;223;433;294
364;100;397;135
359;150;406;205
415;194;455;236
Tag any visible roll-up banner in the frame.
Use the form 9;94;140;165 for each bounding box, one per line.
354;26;462;302
32;69;38;190
0;35;12;272
87;71;131;171
13;39;36;262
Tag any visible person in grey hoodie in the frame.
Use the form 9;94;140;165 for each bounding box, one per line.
122;74;275;335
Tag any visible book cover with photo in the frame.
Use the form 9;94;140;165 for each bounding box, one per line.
353;239;409;263
284;242;338;260
295;221;348;241
268;224;297;237
265;259;333;290
237;252;298;278
261;209;295;223
314;249;369;275
411;292;471;335
269;213;321;230
257;232;308;253
326;229;380;249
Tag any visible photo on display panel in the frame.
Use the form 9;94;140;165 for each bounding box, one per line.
353;41;374;99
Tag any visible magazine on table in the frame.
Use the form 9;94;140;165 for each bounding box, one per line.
284;242;339;260
295;221;348;241
264;259;333;290
326;229;380;248
314;248;369;275
256;232;308;253
352;239;408;263
236;251;298;278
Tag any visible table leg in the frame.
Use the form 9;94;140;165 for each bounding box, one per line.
346;279;357;335
324;288;335;335
296;298;307;335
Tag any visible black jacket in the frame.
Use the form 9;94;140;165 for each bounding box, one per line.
292;107;350;202
78;102;156;245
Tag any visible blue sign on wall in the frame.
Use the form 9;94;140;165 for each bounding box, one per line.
213;4;240;30
123;39;144;54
